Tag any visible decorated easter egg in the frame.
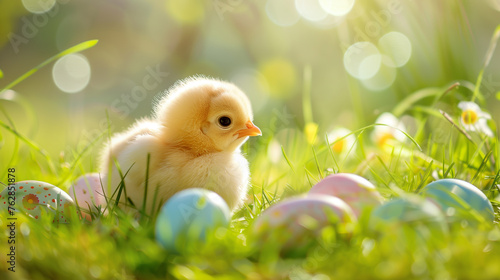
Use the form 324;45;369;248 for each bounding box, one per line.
369;195;448;240
253;195;356;255
420;179;495;223
308;173;384;217
0;181;75;223
155;188;231;252
68;173;105;220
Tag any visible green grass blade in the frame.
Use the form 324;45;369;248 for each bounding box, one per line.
142;153;151;215
324;133;340;172
392;88;440;117
0;119;55;173
56;130;107;186
472;25;500;102
471;149;493;184
281;145;296;173
302;65;313;124
311;146;323;180
1;39;98;92
0;69;3;79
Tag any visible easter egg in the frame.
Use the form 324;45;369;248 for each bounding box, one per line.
0;181;75;223
155;188;231;252
420;179;495;223
308;173;384;217
253;196;356;255
369;195;448;241
68;173;105;220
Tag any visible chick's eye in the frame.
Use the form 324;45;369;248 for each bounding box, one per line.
218;116;232;127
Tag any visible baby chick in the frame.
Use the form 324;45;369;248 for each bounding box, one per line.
100;77;261;214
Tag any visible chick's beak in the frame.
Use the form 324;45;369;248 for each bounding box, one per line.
235;121;262;138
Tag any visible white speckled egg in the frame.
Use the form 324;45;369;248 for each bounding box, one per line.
253;195;356;255
308;173;384;217
0;181;75;223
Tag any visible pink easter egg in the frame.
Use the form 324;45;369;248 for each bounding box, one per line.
253;196;356;255
308;173;384;217
68;173;104;220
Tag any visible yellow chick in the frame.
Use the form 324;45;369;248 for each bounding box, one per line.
99;77;261;214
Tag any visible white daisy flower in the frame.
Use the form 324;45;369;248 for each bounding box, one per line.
458;101;493;137
372;112;407;148
327;127;357;155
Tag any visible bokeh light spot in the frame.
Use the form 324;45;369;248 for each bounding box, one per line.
165;0;205;25
266;0;301;27
22;0;56;14
319;0;355;16
295;0;328;22
361;61;396;91
344;42;381;80
378;32;412;68
231;69;269;113
259;58;297;99
267;139;282;164
52;54;91;94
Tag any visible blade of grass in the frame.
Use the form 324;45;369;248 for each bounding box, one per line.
439;110;473;142
311;146;323;180
281;145;295;173
56;130;107;186
302;65;313;125
0;119;55;173
150;183;161;218
1;40;98;92
472;25;500;102
142;153;151;215
471;149;493;184
487;169;500;196
325;133;340;172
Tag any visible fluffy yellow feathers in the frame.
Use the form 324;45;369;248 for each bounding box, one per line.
99;77;261;213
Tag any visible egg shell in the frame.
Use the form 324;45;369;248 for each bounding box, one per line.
253;195;356;254
420;179;495;223
0;181;75;223
155;188;231;252
68;173;105;220
308;173;384;217
369;195;448;239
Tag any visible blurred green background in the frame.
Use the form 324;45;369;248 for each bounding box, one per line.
1;0;499;175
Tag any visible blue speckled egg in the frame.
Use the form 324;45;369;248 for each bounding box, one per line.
155;188;231;252
420;179;494;223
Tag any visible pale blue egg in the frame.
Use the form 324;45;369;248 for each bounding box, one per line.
420;179;495;223
369;195;448;240
155;188;231;252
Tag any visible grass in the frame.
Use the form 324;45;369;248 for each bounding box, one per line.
1;32;500;280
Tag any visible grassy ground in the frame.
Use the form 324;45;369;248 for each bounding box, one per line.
1;34;500;279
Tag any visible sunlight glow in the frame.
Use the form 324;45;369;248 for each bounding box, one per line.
22;0;56;14
165;0;204;25
378;32;412;68
295;0;328;22
258;58;297;99
361;62;397;91
266;0;301;27
52;54;91;94
344;42;381;80
231;69;269;113
319;0;355;16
